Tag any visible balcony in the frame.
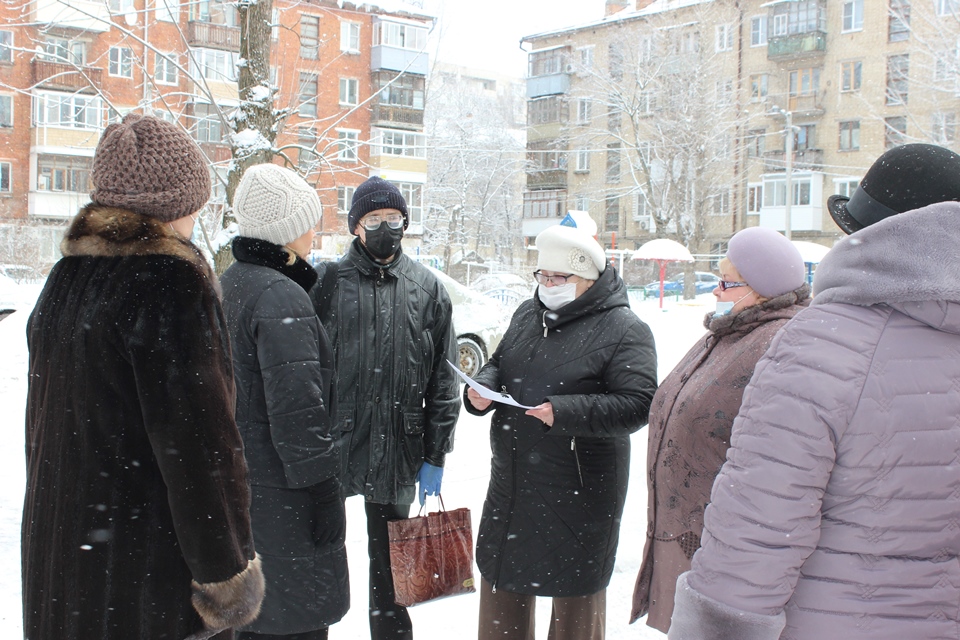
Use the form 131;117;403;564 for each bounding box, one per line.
763;148;824;172
371;104;423;129
187;21;240;52
32;60;102;93
786;91;824;116
526;169;567;190
371;45;429;76
768;31;827;61
527;73;570;100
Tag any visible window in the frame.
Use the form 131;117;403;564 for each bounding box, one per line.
576;98;591;125
839;121;860;151
574;194;589;212
933;112;957;144
842;0;863;32
191;103;222;143
609;42;624;81
936;0;958;15
885;116;907;148
34;92;101;129
886;54;909;105
43;37;85;65
750;16;767;46
635;192;651;224
639;90;656;115
750;74;768;100
337;130;359;162
375;129;425;158
794;123;816;151
375;73;425;109
575;149;590;173
747;184;762;214
0;31;12;64
770;0;826;36
715;24;733;52
529;48;565;77
934;47;958;86
527;96;566;125
299;73;318;117
606;143;621;184
190;0;238;25
746;128;766;157
300;15;320;59
108;0;134;12
155;52;178;85
393;182;423;226
109;46;133;78
834;179;859;198
716;79;734;106
789;68;820;98
841;61;862;91
889;0;910;42
608;106;621;132
523;189;566;218
763;177;811;207
0;161;9;192
373;21;427;51
605;194;619;232
191;48;237;82
578;46;594;70
339;78;358;106
0;95;11;128
297;127;319;174
638;36;654;63
710;191;730;216
156;0;176;22
337;186;355;215
36;154;92;192
773;14;788;36
341;21;360;52
527;141;566;172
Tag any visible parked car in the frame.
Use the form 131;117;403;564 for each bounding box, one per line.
643;271;721;298
426;266;508;378
470;273;534;311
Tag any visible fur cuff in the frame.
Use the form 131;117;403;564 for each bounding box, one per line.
191;555;265;631
668;572;785;640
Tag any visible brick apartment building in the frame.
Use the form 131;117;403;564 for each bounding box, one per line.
0;0;431;268
520;0;960;261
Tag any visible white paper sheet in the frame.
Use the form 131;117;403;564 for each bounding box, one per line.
447;360;536;409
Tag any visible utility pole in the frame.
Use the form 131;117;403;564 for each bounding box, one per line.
783;109;793;240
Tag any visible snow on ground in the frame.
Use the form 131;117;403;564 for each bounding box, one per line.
0;288;713;638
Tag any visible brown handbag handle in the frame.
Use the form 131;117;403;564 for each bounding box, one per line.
416;493;446;517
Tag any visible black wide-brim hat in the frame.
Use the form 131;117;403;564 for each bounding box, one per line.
828;143;960;235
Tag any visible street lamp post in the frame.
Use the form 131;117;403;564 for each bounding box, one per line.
770;105;795;240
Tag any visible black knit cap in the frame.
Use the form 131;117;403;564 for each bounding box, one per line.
828;143;960;235
348;176;408;234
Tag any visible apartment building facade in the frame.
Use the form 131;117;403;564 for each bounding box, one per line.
0;0;431;267
520;0;960;259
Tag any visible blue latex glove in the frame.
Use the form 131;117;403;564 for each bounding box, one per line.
417;462;443;506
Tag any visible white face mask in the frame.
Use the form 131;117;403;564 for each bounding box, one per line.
538;282;578;311
714;300;735;316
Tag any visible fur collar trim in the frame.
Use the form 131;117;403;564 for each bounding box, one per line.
231;236;318;292
62;205;215;282
704;283;811;335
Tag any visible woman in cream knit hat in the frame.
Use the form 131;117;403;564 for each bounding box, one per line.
221;163;349;640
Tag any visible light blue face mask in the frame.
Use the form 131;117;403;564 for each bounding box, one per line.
714;300;735;316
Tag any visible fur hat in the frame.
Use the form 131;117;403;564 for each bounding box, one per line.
233;164;322;246
91;113;210;222
348;176;408;234
726;227;805;298
535;213;606;281
828;143;960;234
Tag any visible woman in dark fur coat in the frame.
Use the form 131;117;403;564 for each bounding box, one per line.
23;114;264;640
221;163;348;640
630;227;810;633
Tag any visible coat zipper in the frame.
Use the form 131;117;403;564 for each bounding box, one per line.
571;437;583;487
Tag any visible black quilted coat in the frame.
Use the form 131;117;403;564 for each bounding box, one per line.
221;237;348;634
311;240;460;505
24;205;261;640
465;265;658;597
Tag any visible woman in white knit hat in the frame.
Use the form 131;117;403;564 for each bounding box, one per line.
221;163;348;640
465;214;659;640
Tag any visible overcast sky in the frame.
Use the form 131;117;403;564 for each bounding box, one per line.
421;0;602;77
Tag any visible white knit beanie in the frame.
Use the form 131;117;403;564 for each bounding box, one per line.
233;163;322;246
535;213;606;280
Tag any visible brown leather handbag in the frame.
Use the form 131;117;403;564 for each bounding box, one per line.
387;497;476;607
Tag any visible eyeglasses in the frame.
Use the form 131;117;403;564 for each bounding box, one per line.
533;271;577;285
718;280;749;292
361;214;404;231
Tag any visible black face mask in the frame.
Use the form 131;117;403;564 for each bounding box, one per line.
363;225;404;261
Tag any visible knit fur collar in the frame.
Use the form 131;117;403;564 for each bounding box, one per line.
231;236;318;292
62;205;213;280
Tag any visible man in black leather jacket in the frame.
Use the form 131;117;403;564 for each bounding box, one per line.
310;177;461;640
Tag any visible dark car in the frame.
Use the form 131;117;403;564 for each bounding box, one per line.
643;271;721;298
